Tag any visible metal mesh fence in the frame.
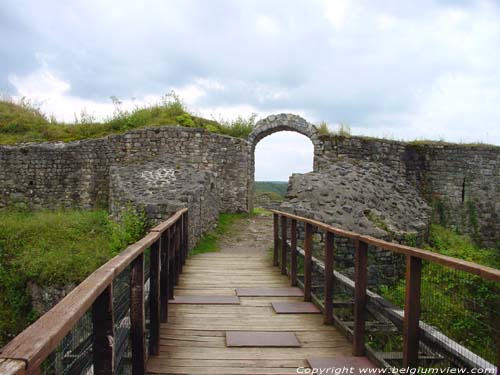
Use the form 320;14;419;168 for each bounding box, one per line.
41;312;93;375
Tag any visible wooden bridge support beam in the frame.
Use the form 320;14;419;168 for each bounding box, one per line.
92;285;115;375
168;227;175;300
304;223;313;302
273;213;279;267
130;253;146;375
324;231;334;325
403;255;422;368
149;239;161;356
290;219;297;287
353;240;368;356
160;231;169;323
281;216;288;275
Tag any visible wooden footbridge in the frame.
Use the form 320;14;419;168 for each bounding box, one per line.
0;209;499;375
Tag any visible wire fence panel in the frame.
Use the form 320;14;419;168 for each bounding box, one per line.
113;266;132;375
42;312;93;375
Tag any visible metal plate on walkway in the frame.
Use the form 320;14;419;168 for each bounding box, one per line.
169;296;240;304
307;357;377;373
236;287;304;297
272;301;320;314
226;331;301;347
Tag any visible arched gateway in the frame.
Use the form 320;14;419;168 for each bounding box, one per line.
247;113;320;210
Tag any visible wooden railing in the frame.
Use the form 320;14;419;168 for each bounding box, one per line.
0;208;189;375
271;210;500;372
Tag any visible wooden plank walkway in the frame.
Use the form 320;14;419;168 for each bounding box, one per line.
147;252;352;374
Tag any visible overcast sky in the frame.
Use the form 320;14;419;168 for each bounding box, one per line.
2;0;500;180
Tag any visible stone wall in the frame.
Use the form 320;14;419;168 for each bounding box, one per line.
0;125;250;246
315;136;500;247
109;157;219;248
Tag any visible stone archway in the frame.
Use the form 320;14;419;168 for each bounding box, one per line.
247;113;320;210
248;113;320;147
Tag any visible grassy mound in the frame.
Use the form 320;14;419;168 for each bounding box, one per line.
0;207;146;345
0;94;255;144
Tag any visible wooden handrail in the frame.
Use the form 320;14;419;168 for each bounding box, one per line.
0;208;189;375
271;209;500;371
271;209;500;282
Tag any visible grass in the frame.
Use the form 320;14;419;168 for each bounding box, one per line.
0;94;255;144
254;181;288;197
0;207;146;345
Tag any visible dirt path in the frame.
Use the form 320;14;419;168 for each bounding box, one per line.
217;212;274;255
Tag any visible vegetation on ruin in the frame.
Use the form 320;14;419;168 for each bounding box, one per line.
0;207;146;345
0;94;255;144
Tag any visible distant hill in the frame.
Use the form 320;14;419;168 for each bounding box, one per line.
255;181;288;197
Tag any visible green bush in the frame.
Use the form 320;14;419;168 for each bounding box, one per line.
0;207;146;345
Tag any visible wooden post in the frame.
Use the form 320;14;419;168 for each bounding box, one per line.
273;213;279;266
149;240;161;356
280;216;288;275
304;223;313;302
168;227;175;299
290;219;298;287
324;231;334;325
183;212;189;260
92;284;115;375
179;218;184;271
353;240;368;356
403;255;422;368
160;231;169;322
130;254;146;375
175;220;181;284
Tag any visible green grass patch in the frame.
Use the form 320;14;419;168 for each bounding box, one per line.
0;94;255;144
0;207;146;345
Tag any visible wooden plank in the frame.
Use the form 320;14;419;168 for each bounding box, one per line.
0;359;25;375
281;216;287;275
353;240;368;356
149;239;161;356
92;285;115;375
226;331;301;347
273;213;279;266
304;223;313;302
290;219;297;287
324;231;334;325
403;255;422;367
130;253;146;375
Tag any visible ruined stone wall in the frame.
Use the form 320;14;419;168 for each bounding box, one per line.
0;126;250;213
315;136;500;247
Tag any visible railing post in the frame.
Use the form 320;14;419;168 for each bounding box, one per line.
92;284;115;375
130;253;146;375
281;216;288;275
149;239;161;356
183;212;188;260
184;211;189;257
290;219;297;287
179;218;184;271
403;255;422;368
160;231;169;322
175;220;181;283
168;227;175;299
353;239;368;356
304;223;313;302
273;213;279;266
324;231;334;325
